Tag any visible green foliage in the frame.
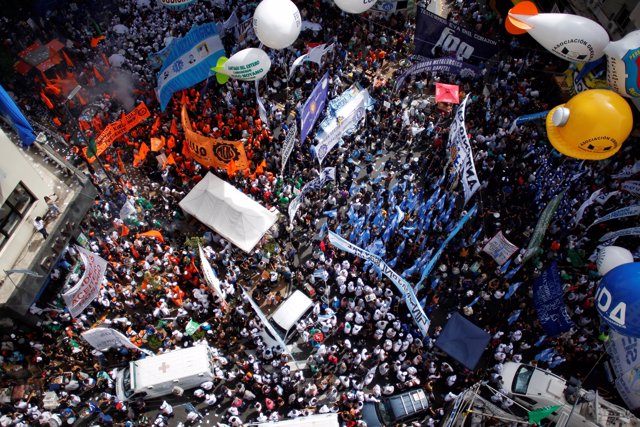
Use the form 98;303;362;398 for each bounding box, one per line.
184;236;205;252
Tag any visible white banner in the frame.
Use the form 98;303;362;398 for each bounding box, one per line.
328;231;430;336
314;90;369;164
281;121;297;175
482;231;519;265
599;226;640;243
63;246;108;318
288;43;332;80
622;181;640;197
199;245;226;308
120;200;137;220
241;286;289;354
595;191;620;205
81;327;141;351
612;160;640;180
573;189;602;226
255;80;269;127
449;95;480;204
589;205;640;229
288;167;335;222
607;331;640;410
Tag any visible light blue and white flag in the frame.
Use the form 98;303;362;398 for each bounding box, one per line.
612;160;640;180
449;95;480;204
281;121;297;175
329;231;430;336
156;23;224;111
415;205;478;291
589;205;640;229
313;89;370;164
599;226;640;243
255;79;269;127
288;167;335;222
622;181;640;197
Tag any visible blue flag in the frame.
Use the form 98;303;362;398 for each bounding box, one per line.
504;282;522;300
156;23;225;111
0;85;35;146
533;262;574;336
300;72;330;144
323;209;337;218
507;309;522;325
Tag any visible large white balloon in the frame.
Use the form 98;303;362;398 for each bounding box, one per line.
597;246;634;276
213;48;272;83
253;0;301;50
604;30;640;98
506;1;609;63
334;0;377;14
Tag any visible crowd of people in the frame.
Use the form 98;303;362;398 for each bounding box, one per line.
0;0;639;426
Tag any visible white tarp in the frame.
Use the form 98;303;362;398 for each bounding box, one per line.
81;327;140;351
179;173;278;253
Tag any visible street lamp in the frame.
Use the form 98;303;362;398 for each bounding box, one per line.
3;269;44;290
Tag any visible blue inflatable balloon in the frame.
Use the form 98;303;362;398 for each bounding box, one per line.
596;262;640;337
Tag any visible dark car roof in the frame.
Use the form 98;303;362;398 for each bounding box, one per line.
387;389;429;420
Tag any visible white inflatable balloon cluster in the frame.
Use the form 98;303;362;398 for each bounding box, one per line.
506;1;640;98
253;0;301;49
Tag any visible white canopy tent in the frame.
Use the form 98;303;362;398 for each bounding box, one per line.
179;173;278;253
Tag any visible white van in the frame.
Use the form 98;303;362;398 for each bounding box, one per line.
260;290;314;349
115;345;215;401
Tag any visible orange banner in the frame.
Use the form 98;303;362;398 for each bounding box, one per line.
181;104;249;171
85;102;150;162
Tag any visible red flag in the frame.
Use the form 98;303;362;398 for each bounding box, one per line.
169;118;178;136
181;140;190;157
130;244;139;259
93;66;104;82
62;50;74;67
40;91;54;109
117;151;126;174
90;35;106;48
118;223;130;237
163;153;176;170
133;142;150;167
100;52;110;68
151;116;161;135
227;158;237;178
137;230;165;243
255;159;267;175
150;137;164;152
167;135;176;151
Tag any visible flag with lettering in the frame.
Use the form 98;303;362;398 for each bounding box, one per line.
449;95;480;204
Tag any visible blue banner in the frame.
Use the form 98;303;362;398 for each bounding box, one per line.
394;58;479;92
156;23;224;111
415;205;477;291
533;262;574;336
514;110;550;125
0;85;35;146
299;72;329;145
414;7;499;62
148;41;175;69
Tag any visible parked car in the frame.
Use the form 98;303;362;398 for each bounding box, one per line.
362;388;430;427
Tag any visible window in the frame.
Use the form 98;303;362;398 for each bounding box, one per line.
0;183;36;250
512;365;536;394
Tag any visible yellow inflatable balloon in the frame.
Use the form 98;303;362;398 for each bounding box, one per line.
546;89;633;160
